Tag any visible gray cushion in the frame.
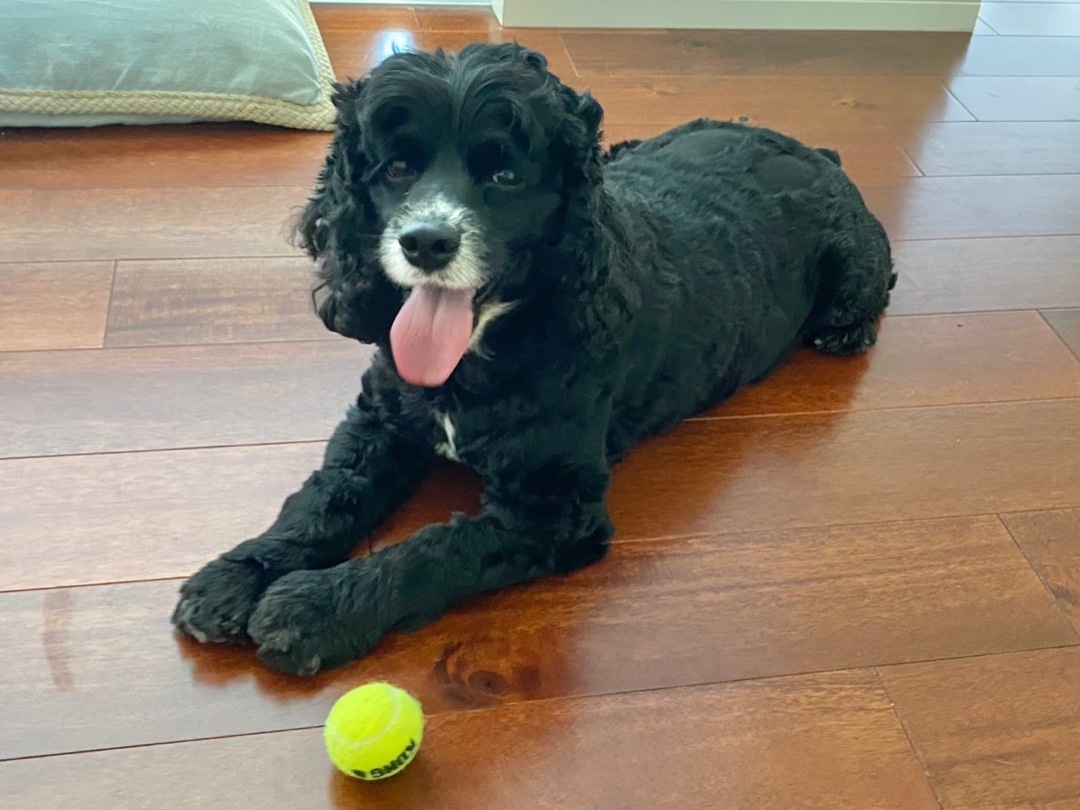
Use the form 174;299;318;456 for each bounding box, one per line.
0;0;336;130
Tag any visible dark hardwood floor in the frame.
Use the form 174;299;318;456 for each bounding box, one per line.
2;5;1079;808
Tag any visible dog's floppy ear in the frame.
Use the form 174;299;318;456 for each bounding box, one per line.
553;85;605;187
296;80;368;260
296;80;402;344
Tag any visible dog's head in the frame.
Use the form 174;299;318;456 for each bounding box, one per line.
297;43;604;386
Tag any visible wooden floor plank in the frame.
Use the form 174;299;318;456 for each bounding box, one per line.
0;444;326;592
106;257;330;347
978;2;1080;35
0;186;308;263
1003;508;1080;634
5;342;1079;589
363;516;1076;701
0;671;940;810
411;6;501;32
608;400;1080;540
3;8;1080;806
0;341;371;458
0;448;477;593
863;176;1080;241
561;30;972;77
4;516;1072;760
309;3;417;31
887;236;1080;314
954;35;1080;76
1;517;1075;758
322;28;577;84
880;648;1080;809
0;262;113;351
10;308;1080;588
947;76;1080;121
0;125;328;191
1043;308;1080;359
573;76;974;128
721;311;1080;417
897;122;1080;176
7;309;1078;457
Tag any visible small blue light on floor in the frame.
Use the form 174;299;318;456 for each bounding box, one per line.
376;31;416;63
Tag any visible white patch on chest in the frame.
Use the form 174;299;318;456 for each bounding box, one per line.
468;300;517;358
435;412;460;461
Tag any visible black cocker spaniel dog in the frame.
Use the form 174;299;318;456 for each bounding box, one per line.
173;43;895;675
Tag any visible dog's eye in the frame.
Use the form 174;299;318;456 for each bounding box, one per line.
385;160;417;182
490;169;522;188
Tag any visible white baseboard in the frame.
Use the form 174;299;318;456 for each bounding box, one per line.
496;0;979;31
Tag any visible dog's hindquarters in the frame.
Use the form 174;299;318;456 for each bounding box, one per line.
802;195;896;355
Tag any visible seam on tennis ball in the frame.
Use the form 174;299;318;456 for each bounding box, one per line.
325;685;405;751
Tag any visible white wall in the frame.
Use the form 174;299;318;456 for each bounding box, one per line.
496;0;980;31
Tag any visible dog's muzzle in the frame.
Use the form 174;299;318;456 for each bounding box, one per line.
379;194;486;291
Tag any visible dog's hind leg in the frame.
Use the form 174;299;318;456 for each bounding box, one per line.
803;209;896;356
172;397;433;647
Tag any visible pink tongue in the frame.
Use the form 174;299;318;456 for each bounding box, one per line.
390;286;475;387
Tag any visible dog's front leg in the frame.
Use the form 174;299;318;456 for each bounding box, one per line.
172;397;433;646
247;459;614;675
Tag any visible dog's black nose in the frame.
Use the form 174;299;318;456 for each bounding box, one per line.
398;224;460;271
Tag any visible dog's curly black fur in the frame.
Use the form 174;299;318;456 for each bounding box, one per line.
173;43;895;675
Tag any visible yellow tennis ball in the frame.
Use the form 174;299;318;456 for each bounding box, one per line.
324;683;425;781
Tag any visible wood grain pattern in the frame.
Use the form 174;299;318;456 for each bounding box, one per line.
322;28;577;83
1043;308;1080;358
898;122;1080;176
0;341;371;458
106;257;331;347
948;76;1080;121
607;400;1080;540
0;671;940;810
880;648;1080;809
721;311;1080;417
0;448;476;592
1003;508;1080;633
0;443;326;592
0;125;328;190
4;516;1072;762
956;35;1080;76
0;186;308;263
0;262;112;351
561;29;971;77
411;6;501;32
863;175;1080;241
571;76;974;128
4;6;1080;806
309;4;417;31
887;236;1080;314
361;516;1078;703
978;2;1080;35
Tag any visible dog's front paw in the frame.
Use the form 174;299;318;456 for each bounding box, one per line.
247;566;381;676
172;557;272;644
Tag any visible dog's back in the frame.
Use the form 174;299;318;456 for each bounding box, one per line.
600;119;894;458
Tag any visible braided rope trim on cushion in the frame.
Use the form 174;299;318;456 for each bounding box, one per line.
0;0;337;131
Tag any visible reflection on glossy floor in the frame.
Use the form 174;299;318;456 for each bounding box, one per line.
2;5;1080;809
